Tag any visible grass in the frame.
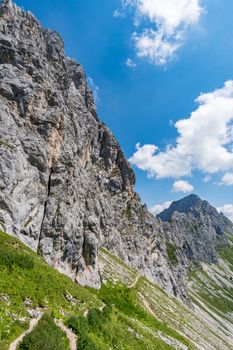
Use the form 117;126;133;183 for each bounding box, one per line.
66;315;98;350
0;231;189;350
100;283;191;346
66;304;175;350
0;245;34;270
166;243;178;265
189;263;233;318
2;229;232;350
198;290;233;314
0;231;100;350
218;244;233;270
17;313;69;350
122;204;132;221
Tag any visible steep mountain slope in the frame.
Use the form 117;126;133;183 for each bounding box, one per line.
1;1;233;348
0;230;101;349
0;230;193;350
157;194;233;299
1;230;233;350
1;0;233;308
100;247;233;350
0;0;194;301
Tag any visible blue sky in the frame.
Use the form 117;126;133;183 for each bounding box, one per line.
15;0;233;217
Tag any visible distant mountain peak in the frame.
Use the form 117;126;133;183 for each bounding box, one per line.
158;193;231;224
158;194;203;221
158;193;233;237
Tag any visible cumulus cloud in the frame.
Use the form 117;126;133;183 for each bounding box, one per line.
121;0;203;65
172;180;194;193
129;81;233;181
133;29;181;65
125;58;137;69
220;172;233;186
217;204;233;222
150;201;172;216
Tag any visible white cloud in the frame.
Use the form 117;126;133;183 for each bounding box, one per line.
172;180;194;193
122;0;203;65
220;172;233;186
217;204;233;222
125;58;137;69
136;0;202;29
113;9;124;18
133;29;181;65
150;201;172;216
87;77;99;103
203;175;211;182
129;81;233;180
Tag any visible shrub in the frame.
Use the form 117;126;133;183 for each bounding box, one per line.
18;313;69;350
166;243;178;265
87;305;112;331
98;284;146;320
0;247;34;270
65;316;98;350
123;204;132;220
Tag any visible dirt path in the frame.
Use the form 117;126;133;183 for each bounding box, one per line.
128;275;140;289
138;292;157;317
55;319;77;350
9;317;41;350
83;301;105;318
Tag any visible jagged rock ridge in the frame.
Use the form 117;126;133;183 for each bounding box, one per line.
159;194;233;236
0;0;233;302
159;194;232;268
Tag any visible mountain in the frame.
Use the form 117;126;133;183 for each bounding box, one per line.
159;194;233;235
1;0;233;303
1;0;233;302
0;0;190;301
159;194;232;265
1;1;233;348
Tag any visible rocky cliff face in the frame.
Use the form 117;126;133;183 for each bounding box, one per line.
158;194;233;286
0;0;172;293
0;0;232;303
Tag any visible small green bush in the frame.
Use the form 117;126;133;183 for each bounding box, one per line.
123;204;132;220
98;284;144;319
65;316;98;350
17;313;69;350
166;243;178;265
0;247;34;270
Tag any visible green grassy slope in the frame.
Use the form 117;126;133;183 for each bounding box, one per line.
99;247;233;350
1;230;233;350
0;231;189;350
0;231;100;349
188;234;233;346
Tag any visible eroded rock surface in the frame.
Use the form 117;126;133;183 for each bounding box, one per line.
0;0;232;301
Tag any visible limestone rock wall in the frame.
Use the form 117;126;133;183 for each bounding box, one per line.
1;1;232;303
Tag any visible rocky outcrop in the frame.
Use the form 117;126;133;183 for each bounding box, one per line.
159;194;232;264
0;0;174;294
157;194;233;297
0;0;232;303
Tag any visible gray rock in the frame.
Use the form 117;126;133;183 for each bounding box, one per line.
0;1;232;302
